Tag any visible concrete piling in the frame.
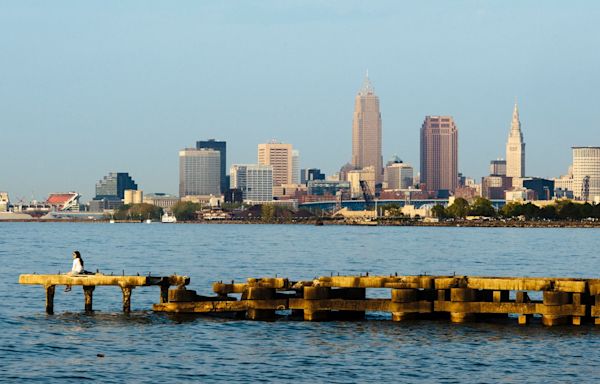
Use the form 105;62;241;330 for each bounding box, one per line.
83;286;95;312
45;285;55;315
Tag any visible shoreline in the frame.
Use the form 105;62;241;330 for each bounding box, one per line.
1;218;600;228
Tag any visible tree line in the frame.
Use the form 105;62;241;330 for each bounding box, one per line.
432;198;600;220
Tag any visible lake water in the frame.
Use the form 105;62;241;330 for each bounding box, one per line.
1;223;600;383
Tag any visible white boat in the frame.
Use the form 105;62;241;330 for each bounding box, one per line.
145;219;153;224
161;213;177;223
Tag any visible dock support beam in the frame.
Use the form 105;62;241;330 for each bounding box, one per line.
391;288;418;322
245;287;276;320
83;286;95;312
160;284;169;304
542;291;569;326
121;286;132;313
303;287;331;321
45;285;55;315
450;288;477;323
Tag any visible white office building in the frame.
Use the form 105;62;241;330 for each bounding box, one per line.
572;147;600;201
230;164;273;202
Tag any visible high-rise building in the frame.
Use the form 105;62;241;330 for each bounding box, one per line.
196;139;227;193
230;164;273;202
420;116;458;194
258;140;294;186
572;147;600;201
95;172;137;200
292;150;300;184
352;73;383;182
506;103;525;179
179;148;220;197
301;168;325;184
490;159;507;176
384;161;414;190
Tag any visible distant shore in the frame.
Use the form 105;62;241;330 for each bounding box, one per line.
1;218;600;228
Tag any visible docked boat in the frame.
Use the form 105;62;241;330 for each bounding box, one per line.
161;212;177;223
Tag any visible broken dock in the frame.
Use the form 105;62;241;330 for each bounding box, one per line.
154;274;600;326
20;273;600;326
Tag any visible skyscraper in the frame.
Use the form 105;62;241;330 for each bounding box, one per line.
258;140;294;186
196;139;227;193
179;148;220;197
572;147;600;201
352;73;383;182
506;103;525;179
420;116;458;195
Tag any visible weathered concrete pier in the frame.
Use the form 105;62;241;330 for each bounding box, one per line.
153;275;600;326
19;274;189;314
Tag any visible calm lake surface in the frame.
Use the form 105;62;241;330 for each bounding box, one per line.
1;223;600;383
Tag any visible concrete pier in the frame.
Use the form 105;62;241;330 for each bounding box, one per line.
19;274;189;314
153;275;599;326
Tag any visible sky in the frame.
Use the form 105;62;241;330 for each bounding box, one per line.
1;1;599;202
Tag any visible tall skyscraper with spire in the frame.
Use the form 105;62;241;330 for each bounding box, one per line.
352;72;383;182
506;102;525;179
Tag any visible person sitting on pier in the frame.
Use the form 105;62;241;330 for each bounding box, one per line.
64;251;87;292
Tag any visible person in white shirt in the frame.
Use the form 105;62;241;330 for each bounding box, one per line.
65;251;85;292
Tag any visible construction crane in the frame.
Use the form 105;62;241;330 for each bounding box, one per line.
360;180;375;210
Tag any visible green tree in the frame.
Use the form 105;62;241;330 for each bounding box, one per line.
521;203;541;219
556;200;581;220
538;205;557;220
469;197;496;217
172;201;202;221
381;203;403;217
499;202;521;218
431;204;447;219
593;203;600;219
261;204;276;222
113;203;163;221
580;203;594;219
446;198;470;218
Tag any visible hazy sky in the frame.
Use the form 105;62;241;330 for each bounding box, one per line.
1;1;599;201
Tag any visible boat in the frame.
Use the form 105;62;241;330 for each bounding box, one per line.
161;212;177;223
145;219;153;224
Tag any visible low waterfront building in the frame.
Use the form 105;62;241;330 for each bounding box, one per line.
143;193;180;210
307;180;350;196
481;175;512;200
89;198;123;212
522;178;554;200
0;192;9;212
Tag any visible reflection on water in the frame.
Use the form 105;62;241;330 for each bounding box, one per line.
1;223;600;382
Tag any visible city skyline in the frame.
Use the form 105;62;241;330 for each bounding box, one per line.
2;2;599;200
